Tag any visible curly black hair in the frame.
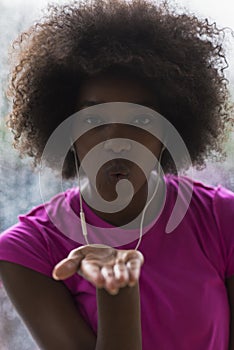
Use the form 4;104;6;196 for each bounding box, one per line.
6;0;233;178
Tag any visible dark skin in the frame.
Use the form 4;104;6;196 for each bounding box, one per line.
0;73;234;350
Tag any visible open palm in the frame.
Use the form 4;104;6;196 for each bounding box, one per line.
52;244;144;295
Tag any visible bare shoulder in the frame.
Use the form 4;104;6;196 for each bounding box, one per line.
0;261;96;350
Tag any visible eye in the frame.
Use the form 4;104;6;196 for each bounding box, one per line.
83;115;104;125
132;115;152;126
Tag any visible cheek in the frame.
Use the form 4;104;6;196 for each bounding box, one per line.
137;136;162;158
75;131;101;161
126;127;162;153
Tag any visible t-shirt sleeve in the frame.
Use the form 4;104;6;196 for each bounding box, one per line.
213;185;234;279
0;216;54;278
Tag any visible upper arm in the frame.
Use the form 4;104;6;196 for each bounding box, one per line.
226;276;234;350
0;261;96;350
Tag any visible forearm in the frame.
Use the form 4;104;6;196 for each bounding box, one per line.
95;283;142;350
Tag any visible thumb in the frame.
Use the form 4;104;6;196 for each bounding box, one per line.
52;251;83;280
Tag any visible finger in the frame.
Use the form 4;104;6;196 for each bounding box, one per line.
52;250;83;280
126;258;142;287
80;260;105;288
122;250;144;266
113;260;129;287
101;266;119;295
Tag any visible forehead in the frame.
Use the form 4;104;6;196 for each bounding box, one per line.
76;72;159;109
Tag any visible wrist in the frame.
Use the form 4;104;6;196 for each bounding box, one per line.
96;283;142;350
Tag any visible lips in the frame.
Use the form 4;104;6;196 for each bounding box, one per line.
108;168;129;179
104;161;130;181
109;169;129;177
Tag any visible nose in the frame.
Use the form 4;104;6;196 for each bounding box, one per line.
103;138;132;153
103;124;132;153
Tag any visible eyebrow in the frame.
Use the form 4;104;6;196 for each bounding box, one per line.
78;100;157;110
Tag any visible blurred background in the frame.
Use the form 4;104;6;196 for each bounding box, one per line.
0;0;233;349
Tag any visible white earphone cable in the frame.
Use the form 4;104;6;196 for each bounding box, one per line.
134;146;165;250
73;145;89;245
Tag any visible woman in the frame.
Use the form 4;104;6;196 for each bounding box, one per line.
0;0;234;349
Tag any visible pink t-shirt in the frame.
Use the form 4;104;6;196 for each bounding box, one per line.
0;175;234;350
